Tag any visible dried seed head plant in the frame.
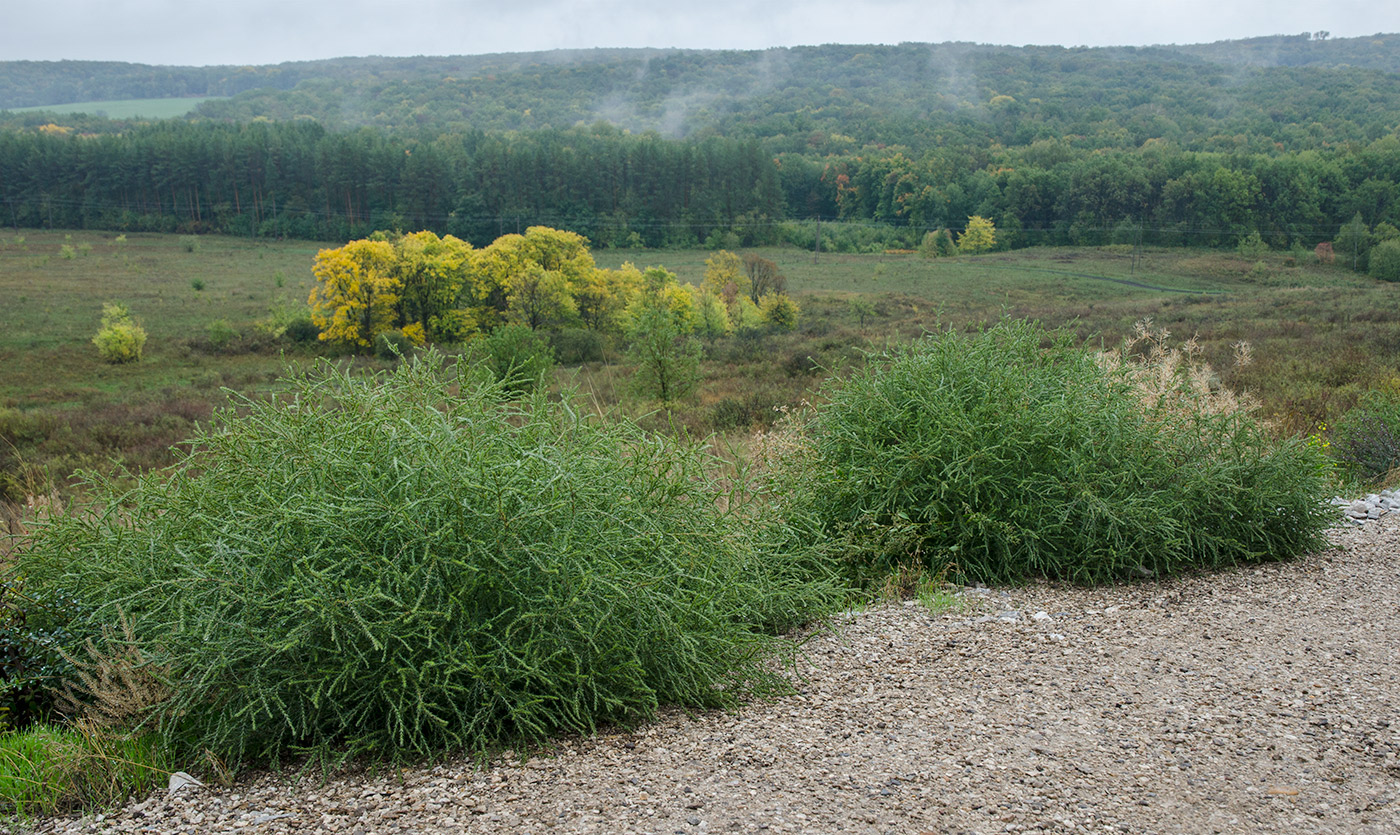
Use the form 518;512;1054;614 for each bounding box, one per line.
1098;317;1261;424
55;611;171;731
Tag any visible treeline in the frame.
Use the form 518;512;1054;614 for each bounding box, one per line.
0;122;784;247
3;118;1398;251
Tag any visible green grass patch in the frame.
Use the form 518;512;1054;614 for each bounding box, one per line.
0;724;168;818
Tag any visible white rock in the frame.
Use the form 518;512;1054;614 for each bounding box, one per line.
169;772;205;796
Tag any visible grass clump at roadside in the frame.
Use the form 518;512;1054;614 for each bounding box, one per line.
0;722;168;817
12;353;843;764
771;318;1333;586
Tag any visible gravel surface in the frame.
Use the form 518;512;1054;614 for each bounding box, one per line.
25;517;1400;835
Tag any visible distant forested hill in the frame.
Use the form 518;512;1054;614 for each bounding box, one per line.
1;36;1397;251
3;36;1399;149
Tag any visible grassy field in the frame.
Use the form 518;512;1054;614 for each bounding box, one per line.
1;97;219;119
3;229;1399;500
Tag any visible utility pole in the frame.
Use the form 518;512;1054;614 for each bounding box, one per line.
813;216;821;263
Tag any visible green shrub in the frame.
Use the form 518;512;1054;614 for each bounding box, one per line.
759;293;800;333
282;316;321;344
485;324;555;394
373;329;415;360
1330;389;1400;482
13;356;841;762
1369;239;1400;282
627;306;701;404
778;319;1331;585
178;236;199;253
91;303;147;364
549;327;607;365
0;581;84;730
204;319;237;352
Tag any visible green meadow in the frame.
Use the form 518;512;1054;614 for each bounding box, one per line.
2;229;1398;491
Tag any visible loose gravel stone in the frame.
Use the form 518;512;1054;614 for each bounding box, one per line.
20;516;1400;835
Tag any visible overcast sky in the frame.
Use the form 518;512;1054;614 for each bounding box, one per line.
4;0;1397;66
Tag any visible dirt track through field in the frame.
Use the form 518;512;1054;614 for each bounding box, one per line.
31;517;1400;835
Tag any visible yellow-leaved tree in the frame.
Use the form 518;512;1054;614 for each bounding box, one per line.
308;239;399;348
701;250;749;304
956;216;996;254
392;231;473;341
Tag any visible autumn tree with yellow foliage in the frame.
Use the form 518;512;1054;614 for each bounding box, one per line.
308;239;399;348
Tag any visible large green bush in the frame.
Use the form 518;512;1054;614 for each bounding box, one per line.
13;356;840;762
779;320;1331;585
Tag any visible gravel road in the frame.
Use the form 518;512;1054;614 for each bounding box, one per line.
28;516;1400;835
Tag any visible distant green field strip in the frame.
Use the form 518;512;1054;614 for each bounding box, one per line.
974;263;1227;295
2;97;220;119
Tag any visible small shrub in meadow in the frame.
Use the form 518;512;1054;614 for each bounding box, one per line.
550;327;607;365
91;303;147;364
1370;239;1400;282
204;319;237;352
1330;389;1400;483
13;356;841;762
773;319;1332;585
282;316;320;343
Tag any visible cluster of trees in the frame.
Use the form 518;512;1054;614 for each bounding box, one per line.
1330;213;1400;280
309;227;800;398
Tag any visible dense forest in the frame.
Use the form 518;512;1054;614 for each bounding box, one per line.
2;35;1398;251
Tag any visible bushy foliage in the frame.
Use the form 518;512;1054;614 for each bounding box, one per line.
90;303;147;364
485;324;555;394
956;216;996;254
549;327;607;365
1369;239;1400;282
627;305;702;404
775;319;1331;585
373;329;415;360
919;229;957;258
12;357;842;762
282;316;320;343
1329;388;1400;482
759;293;800;332
0;581;85;730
